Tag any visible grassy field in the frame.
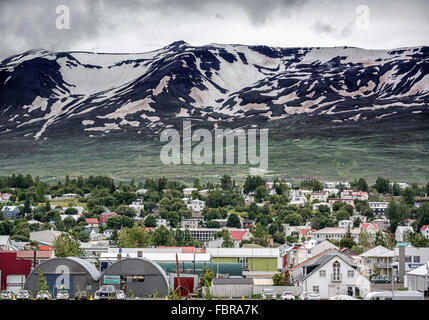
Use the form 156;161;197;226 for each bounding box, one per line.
0;131;428;185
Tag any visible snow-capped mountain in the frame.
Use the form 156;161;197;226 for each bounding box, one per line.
0;41;428;140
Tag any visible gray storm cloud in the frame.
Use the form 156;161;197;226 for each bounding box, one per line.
0;0;428;61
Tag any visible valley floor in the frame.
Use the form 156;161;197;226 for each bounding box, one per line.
0;131;428;184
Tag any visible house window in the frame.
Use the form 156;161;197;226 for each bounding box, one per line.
347;270;354;278
413;256;420;263
366;258;371;264
332;261;341;281
405;256;412;263
319;270;326;277
313;286;319;293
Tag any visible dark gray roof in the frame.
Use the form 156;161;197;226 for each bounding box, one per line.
294;252;353;282
213;278;253;285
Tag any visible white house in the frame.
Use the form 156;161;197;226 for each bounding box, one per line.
350;215;367;223
389;182;409;189
341;190;369;201
323;182;350;189
359;245;394;278
187;199;206;217
285;240;339;268
293;252;371;299
338;220;353;229
420;225;429;239
183;187;198;197
180;218;201;229
395;226;414;242
129;199;144;212
405;262;429;293
0;235;11;251
393;245;429;273
136;189;148;195
328;198;355;207
368;201;389;216
310;191;329;203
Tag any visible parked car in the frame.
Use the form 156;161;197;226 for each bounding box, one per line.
95;285;116;299
1;290;14;300
281;292;295;300
328;295;359;300
115;290;126;300
16;290;31;300
74;290;89;300
56;288;70;300
299;292;308;300
36;290;52;300
261;288;277;300
305;292;320;300
371;275;390;284
364;291;424;300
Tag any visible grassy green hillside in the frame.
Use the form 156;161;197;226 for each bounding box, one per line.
0;131;428;184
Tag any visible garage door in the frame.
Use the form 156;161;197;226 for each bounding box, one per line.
6;274;26;293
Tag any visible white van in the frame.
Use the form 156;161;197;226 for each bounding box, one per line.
364;291;424;300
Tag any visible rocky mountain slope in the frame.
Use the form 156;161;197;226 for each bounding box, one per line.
0;41;428;140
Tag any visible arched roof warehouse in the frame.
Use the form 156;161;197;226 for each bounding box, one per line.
101;257;169;297
24;257;100;296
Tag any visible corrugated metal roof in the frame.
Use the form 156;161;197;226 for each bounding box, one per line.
67;256;100;281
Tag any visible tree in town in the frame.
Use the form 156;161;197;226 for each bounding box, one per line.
220;229;235;248
116;205;137;218
144;214;157;228
254;185;268;203
200;266;214;287
152;225;175;246
386;200;410;233
283;212;303;226
226;213;241;228
206;221;220;228
358;229;372;252
37;270;49;293
272;269;292;286
252;223;270;247
53;232;84;257
339;227;355;249
403;188;415;205
374;177;390;194
117;225;152;248
404;230;429;247
416;202;429;228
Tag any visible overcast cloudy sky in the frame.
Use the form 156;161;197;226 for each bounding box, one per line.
1;0;428;60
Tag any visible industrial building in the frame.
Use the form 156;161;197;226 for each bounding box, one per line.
100;257;169;297
0;252;32;293
24;257;100;297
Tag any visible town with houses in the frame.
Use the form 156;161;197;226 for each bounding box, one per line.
0;174;428;301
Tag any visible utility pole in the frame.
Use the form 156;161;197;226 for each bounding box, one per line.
391;266;395;300
175;253;182;300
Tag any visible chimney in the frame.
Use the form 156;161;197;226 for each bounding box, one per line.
117;253;122;260
137;251;142;258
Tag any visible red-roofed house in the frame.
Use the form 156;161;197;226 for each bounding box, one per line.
299;228;317;241
85;218;100;229
230;230;251;242
0;193;11;203
99;212;118;224
360;223;378;232
421;225;429;239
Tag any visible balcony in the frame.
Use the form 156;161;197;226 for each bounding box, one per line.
331;274;342;283
375;263;391;269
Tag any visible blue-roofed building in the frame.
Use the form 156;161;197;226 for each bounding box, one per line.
1;206;20;218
